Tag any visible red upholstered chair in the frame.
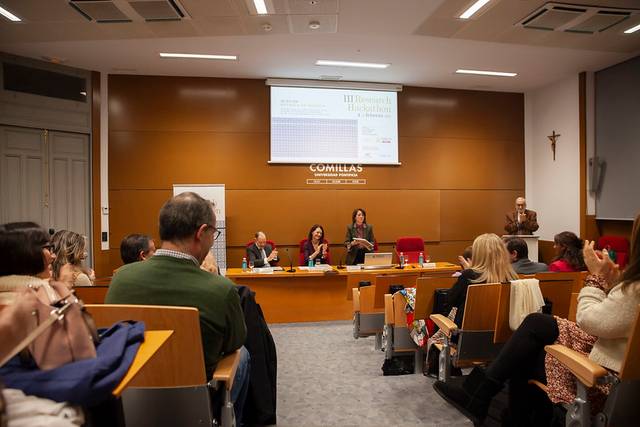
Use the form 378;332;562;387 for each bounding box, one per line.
597;236;630;269
395;236;425;263
299;239;331;265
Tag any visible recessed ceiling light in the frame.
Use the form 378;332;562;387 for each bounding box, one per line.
459;0;491;20
0;5;21;22
159;53;238;60
254;0;268;15
316;60;390;69
456;69;517;77
624;23;640;34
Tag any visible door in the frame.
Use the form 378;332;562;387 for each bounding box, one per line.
0;125;92;262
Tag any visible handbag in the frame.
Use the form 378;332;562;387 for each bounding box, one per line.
0;281;98;370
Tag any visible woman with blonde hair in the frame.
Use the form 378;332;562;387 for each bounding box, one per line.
447;233;518;327
434;215;640;425
51;230;95;287
426;234;517;375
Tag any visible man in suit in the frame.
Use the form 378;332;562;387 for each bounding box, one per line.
506;237;547;274
247;231;278;267
504;197;539;235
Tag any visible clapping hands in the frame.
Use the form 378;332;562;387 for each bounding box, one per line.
583;240;620;288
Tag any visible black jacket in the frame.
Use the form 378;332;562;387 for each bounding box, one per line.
237;285;277;425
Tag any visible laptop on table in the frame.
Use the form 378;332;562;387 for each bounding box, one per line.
360;252;394;270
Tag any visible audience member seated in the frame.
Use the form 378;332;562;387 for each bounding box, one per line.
105;192;250;422
433;214;640;426
437;233;518;331
0;222;57;305
301;224;330;265
247;231;278;268
506;237;548;274
549;231;586;272
51;230;95;288
119;233;156;264
0;222;144;425
453;245;473;277
344;208;375;265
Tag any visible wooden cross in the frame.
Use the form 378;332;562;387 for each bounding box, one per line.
547;130;560;161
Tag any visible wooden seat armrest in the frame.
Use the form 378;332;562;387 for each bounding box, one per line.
429;314;457;337
353;288;360;312
384;294;393;325
212;349;241;391
544;344;609;387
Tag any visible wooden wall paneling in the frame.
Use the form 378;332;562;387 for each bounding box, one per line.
108;189;170;246
399;87;524;141
398;138;525;190
109;131;273;190
539;240;556;264
108;76;269;133
225;189;440;246
598;219;633;239
109;134;523;191
440;190;522;241
96;75;526;276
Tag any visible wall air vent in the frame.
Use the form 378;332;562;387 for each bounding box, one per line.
69;0;131;23
128;0;187;21
516;2;637;34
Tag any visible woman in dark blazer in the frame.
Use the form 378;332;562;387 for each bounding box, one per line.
344;208;375;265
302;224;329;265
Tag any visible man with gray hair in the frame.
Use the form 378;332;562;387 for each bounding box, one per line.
106;192;250;422
504;196;539;235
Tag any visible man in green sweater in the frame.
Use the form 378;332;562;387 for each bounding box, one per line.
106;191;249;421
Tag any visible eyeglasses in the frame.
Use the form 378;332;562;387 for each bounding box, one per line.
212;229;221;241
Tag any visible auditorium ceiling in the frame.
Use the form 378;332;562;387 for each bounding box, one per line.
0;0;639;91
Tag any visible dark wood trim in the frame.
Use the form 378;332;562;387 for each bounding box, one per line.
579;72;587;239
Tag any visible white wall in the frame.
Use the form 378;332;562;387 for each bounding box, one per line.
525;75;580;241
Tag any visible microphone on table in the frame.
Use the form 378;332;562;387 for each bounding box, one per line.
393;244;404;269
337;252;346;270
283;248;295;273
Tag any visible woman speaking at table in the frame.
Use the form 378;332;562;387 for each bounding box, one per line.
344;208;375;265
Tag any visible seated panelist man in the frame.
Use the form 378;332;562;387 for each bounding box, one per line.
504;197;539;235
247;231;278;267
106;192;249;422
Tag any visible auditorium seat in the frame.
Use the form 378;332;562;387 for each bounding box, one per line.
597;235;630;269
383;277;456;374
430;283;503;382
544;304;640;426
85;304;240;427
395;236;425;263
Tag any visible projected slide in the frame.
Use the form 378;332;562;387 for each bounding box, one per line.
270;86;398;165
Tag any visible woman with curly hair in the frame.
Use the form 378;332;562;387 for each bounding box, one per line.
51;230;95;287
549;231;586;272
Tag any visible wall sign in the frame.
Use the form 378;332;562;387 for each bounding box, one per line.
306;164;367;185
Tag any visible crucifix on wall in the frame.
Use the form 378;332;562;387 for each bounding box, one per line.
547;130;560;161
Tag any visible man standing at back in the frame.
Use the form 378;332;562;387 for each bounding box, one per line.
106;192;249;419
504;197;539;235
